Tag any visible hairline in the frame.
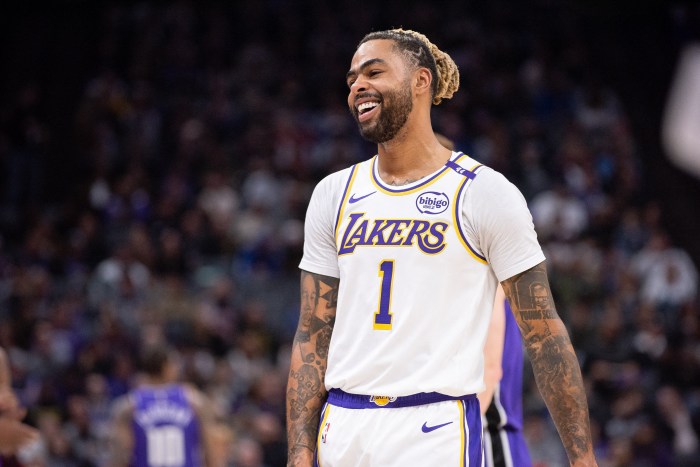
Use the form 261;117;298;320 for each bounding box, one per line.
359;35;437;98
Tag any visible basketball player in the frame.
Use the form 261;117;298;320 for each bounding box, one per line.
286;28;597;466
108;345;230;467
478;286;532;467
437;135;532;467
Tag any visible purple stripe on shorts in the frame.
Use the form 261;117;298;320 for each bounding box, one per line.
464;397;483;465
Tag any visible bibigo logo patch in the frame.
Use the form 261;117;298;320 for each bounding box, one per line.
416;191;449;214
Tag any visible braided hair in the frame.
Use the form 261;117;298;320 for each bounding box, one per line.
358;28;460;105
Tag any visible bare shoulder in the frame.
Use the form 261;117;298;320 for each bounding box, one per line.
111;393;134;420
182;384;212;414
0;347;10;388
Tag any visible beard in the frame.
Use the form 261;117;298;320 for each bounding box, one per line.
352;82;413;144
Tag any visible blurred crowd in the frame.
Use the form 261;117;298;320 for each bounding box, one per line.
1;1;699;466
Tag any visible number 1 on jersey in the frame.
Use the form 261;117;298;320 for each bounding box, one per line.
374;260;394;330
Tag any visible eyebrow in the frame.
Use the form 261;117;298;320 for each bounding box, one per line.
346;58;387;81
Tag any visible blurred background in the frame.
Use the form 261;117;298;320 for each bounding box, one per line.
1;1;699;466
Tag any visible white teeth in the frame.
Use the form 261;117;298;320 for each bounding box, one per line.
358;102;379;113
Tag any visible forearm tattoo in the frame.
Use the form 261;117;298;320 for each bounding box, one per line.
502;262;594;463
287;271;339;464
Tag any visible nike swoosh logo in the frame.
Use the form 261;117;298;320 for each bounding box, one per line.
348;191;376;203
421;421;453;433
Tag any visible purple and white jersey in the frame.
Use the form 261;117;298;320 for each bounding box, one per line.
131;384;203;467
483;299;532;467
489;299;525;432
300;151;544;397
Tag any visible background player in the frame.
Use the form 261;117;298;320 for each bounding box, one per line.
286;28;597;466
478;286;533;467
439;135;532;467
0;347;44;463
108;345;230;467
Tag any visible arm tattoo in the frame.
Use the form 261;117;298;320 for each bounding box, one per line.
287;271;339;465
502;262;595;464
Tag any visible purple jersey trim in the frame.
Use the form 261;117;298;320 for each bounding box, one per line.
452;163;487;262
370;154;457;194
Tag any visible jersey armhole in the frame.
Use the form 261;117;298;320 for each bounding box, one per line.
333;163;360;245
451;162;488;264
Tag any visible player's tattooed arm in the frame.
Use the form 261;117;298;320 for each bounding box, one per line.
502;261;598;467
286;270;339;467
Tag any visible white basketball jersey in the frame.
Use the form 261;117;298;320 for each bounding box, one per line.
300;151;545;397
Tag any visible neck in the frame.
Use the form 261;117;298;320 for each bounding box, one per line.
375;122;452;186
144;375;172;386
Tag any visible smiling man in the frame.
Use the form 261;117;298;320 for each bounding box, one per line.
286;28;598;467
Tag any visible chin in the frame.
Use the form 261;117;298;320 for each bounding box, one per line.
359;130;383;144
358;123;377;139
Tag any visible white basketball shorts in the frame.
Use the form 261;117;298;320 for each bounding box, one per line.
314;389;483;467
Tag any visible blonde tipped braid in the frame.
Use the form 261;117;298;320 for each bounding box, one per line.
392;28;460;105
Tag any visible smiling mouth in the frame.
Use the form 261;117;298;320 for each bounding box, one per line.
357;101;380;122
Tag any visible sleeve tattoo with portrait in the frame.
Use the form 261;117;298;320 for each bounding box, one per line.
287;270;339;464
501;261;594;464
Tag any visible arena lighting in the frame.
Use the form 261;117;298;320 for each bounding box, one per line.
663;44;700;179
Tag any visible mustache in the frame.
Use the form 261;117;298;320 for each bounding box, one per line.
354;92;382;104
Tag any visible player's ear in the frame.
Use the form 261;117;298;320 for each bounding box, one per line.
414;67;433;97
